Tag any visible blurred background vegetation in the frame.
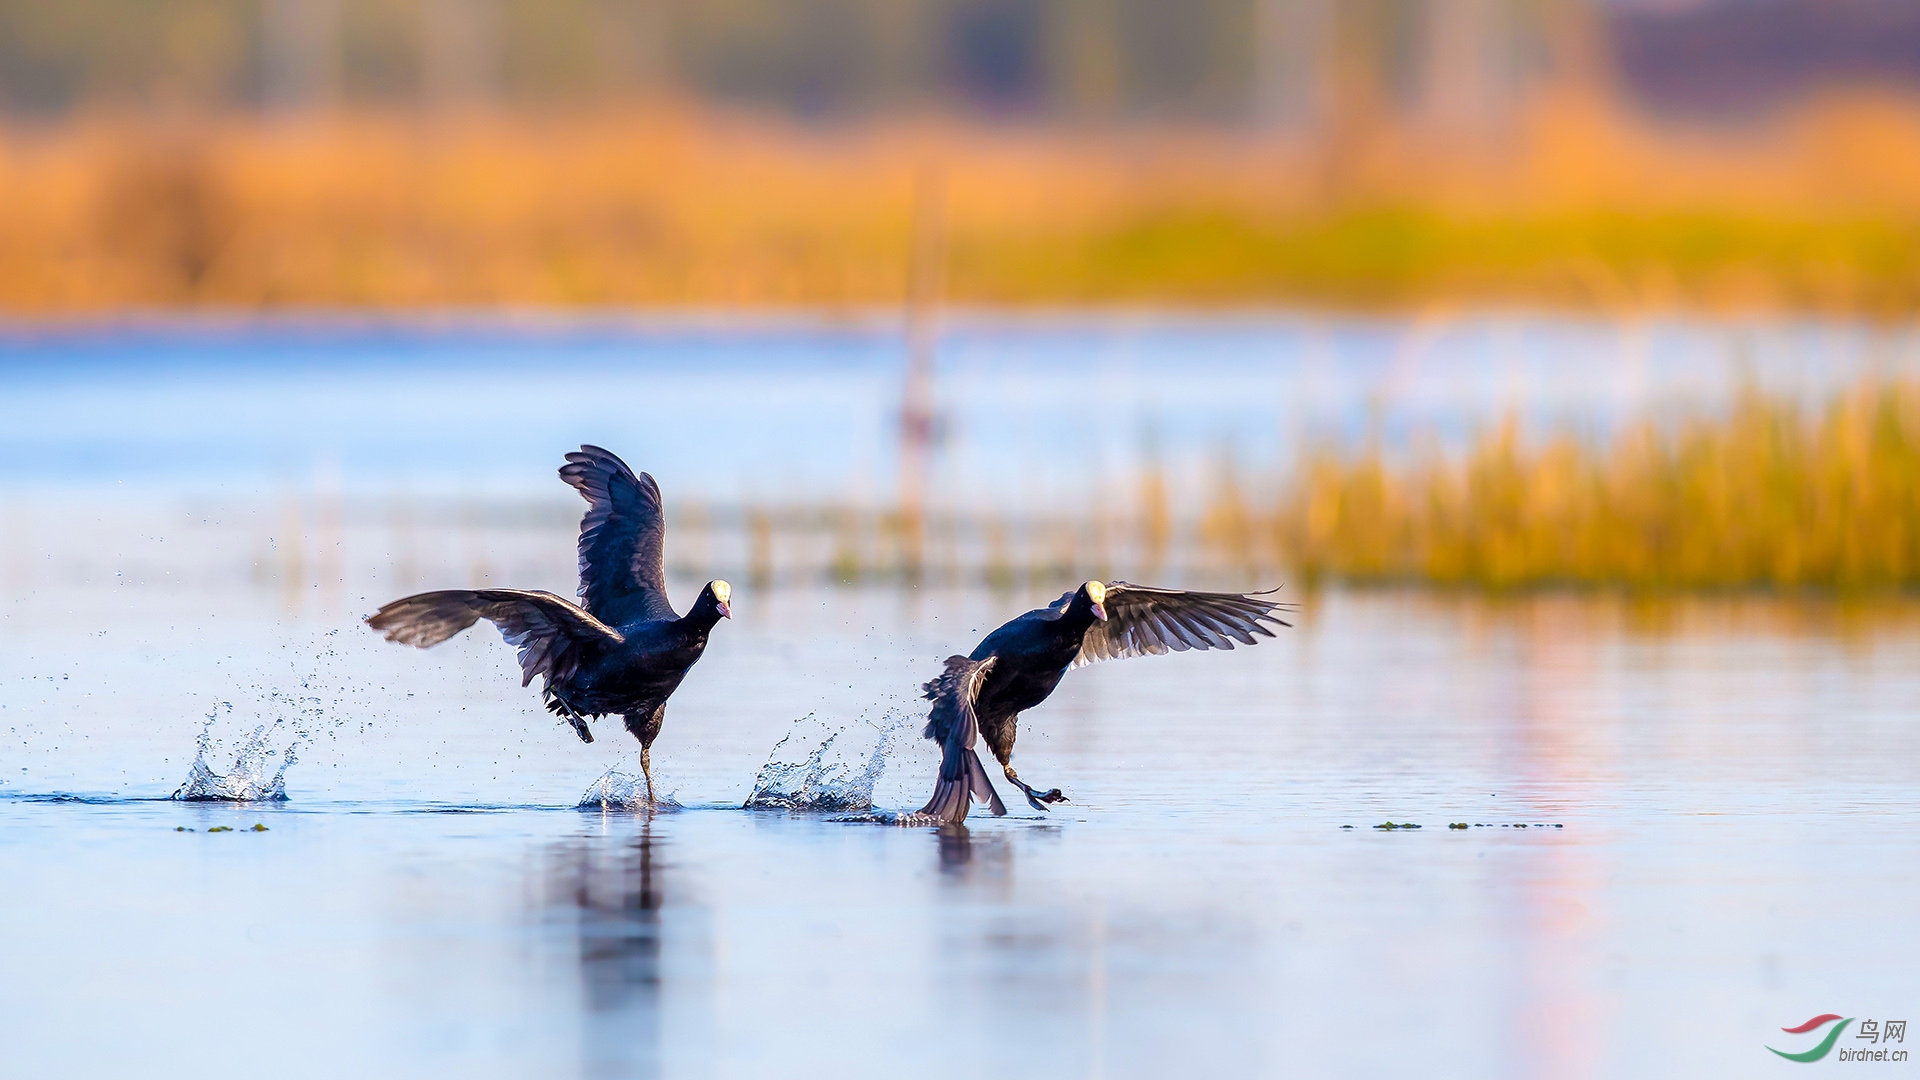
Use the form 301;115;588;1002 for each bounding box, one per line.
7;0;1920;311
1280;379;1920;591
7;0;1920;592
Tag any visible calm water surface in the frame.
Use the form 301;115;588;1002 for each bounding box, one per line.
2;319;1918;1078
3;582;1917;1079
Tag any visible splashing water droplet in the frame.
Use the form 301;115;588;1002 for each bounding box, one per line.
167;634;372;802
576;768;683;812
744;711;912;812
170;710;296;802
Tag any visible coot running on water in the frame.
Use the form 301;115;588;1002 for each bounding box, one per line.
919;580;1291;824
367;445;728;805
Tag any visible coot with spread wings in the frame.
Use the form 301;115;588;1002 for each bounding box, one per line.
918;580;1290;824
367;446;728;805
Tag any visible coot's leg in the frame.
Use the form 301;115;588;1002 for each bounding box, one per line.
983;714;1062;813
624;708;666;808
1002;764;1067;812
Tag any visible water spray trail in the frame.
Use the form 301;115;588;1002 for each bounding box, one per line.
744;710;912;811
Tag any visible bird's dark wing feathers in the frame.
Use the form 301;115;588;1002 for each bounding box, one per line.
1075;582;1292;667
559;445;677;624
366;589;624;690
917;655;1006;822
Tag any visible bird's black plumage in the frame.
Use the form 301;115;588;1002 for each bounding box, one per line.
560;445;677;627
367;446;729;803
918;655;1007;824
917;580;1291;824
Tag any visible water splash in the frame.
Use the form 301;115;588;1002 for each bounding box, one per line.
576;767;683;812
828;807;946;826
745;711;912;812
168;630;370;802
171;708;295;802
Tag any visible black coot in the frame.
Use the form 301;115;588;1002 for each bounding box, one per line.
919;580;1291;823
368;445;728;804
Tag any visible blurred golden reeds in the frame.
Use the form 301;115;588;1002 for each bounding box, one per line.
196;375;1920;596
1280;377;1920;591
9;93;1920;311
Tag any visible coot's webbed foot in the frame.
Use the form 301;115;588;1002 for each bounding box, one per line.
1004;765;1068;812
1020;786;1068;812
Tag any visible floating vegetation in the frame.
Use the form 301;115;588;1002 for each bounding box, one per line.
177;824;268;834
1355;821;1564;831
745;712;912;812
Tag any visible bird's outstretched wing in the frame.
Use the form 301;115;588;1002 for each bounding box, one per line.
367;588;624;692
559;445;676;625
918;655;1007;824
1075;582;1292;667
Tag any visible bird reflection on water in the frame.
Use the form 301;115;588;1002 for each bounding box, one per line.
931;823;1097;1074
546;825;705;1080
534;819;1258;1077
933;822;1048;883
935;824;985;876
929;823;1261;1075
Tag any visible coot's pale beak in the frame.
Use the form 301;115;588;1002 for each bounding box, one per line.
1091;602;1107;621
717;600;732;619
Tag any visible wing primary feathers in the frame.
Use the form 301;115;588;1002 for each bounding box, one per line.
560;445;677;626
1145;609;1187;653
1191;609;1252;646
367;588;624;695
364;590;483;648
1074;583;1294;667
1188;615;1231;650
1167;611;1210;650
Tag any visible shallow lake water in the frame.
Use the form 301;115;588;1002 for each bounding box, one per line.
5;580;1918;1079
2;318;1918;1078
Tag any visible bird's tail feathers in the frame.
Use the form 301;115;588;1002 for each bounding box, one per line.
917;655;1004;824
967;749;1007;817
918;748;1007;824
919;761;970;823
